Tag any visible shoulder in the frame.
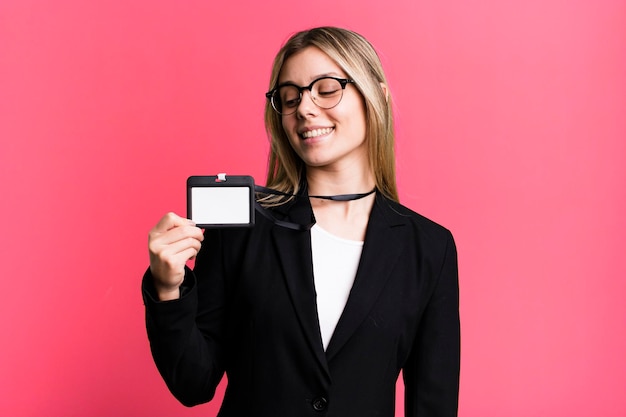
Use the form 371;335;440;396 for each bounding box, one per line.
376;194;454;243
372;194;457;267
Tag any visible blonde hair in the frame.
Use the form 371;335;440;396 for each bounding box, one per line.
262;26;398;205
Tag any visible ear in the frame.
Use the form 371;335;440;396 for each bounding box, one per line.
380;82;389;102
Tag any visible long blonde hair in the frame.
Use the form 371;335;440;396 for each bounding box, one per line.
262;27;398;205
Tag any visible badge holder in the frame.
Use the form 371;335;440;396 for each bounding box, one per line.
187;174;255;228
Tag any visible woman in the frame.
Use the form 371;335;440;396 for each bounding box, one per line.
144;26;460;416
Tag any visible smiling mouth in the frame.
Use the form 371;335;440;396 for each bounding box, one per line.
300;127;334;139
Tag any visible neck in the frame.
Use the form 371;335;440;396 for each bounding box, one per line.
305;165;375;197
305;166;376;241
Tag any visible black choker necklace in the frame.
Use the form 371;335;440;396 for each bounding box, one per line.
253;185;377;231
308;187;376;201
254;185;376;201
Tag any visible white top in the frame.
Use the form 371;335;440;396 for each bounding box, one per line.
310;224;364;351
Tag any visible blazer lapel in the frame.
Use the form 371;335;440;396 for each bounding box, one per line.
271;194;331;379
325;194;409;361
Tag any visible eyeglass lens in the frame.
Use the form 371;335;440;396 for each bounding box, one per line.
273;78;346;115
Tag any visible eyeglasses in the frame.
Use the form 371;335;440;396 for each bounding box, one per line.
266;76;355;116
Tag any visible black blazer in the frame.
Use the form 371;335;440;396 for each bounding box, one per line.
143;191;460;417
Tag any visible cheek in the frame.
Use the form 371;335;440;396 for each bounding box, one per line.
281;118;300;148
342;106;368;140
339;95;367;130
281;117;295;136
357;104;369;139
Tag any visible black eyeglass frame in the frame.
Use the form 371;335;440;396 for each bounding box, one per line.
265;76;356;115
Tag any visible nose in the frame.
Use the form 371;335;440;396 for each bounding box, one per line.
295;89;318;118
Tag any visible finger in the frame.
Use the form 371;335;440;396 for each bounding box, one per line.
150;224;204;247
169;236;203;256
151;240;199;268
151;246;200;282
180;246;200;261
152;236;202;260
153;212;195;233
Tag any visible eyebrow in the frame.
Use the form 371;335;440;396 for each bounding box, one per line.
278;72;344;86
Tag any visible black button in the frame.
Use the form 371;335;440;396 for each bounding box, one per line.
312;396;328;411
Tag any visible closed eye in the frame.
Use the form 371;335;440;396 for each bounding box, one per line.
317;89;341;97
283;98;301;108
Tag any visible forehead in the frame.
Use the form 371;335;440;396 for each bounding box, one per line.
278;46;346;84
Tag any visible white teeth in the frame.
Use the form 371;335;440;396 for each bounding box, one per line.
302;127;333;139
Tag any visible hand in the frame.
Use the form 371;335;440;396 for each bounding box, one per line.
148;212;204;301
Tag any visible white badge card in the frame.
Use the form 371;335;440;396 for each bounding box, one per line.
187;175;255;228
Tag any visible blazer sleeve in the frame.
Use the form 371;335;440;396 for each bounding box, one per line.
403;229;460;417
142;228;228;407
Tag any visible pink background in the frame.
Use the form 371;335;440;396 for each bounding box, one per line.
1;0;625;416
